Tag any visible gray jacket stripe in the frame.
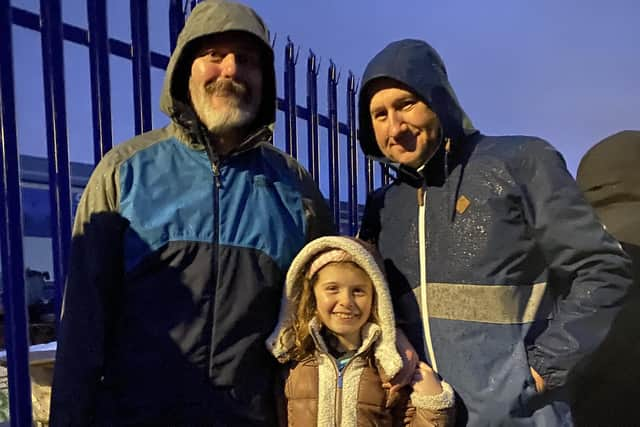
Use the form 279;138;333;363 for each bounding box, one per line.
413;282;553;324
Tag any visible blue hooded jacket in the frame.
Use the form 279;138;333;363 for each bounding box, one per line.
358;39;632;426
50;1;333;425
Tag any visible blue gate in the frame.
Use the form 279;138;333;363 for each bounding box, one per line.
0;0;390;424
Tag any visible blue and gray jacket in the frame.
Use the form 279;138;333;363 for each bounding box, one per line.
357;39;632;426
50;1;333;425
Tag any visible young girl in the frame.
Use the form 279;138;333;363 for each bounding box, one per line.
267;236;455;426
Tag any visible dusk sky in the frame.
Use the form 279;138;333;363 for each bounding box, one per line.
10;0;640;181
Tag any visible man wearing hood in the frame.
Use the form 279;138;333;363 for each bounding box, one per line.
357;39;632;426
50;1;332;425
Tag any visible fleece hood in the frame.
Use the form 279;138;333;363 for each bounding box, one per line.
577;130;640;247
160;0;276;133
358;39;477;162
267;236;403;379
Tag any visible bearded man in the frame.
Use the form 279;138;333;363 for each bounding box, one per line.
49;1;333;425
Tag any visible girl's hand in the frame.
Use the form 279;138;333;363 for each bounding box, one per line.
411;361;443;396
530;367;546;393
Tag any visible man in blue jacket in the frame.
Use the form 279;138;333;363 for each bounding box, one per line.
50;1;333;425
357;39;632;426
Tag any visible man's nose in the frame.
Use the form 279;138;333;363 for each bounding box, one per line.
388;111;406;137
219;53;238;78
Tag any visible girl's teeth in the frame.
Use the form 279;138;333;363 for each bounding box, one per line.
334;313;356;319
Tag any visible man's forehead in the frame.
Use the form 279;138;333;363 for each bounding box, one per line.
367;78;417;101
193;31;261;52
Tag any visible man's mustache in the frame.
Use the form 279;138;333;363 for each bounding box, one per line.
204;79;250;102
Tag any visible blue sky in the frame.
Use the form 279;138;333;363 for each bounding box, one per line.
247;0;640;176
10;0;640;181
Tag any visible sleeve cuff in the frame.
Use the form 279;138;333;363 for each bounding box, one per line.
410;381;455;410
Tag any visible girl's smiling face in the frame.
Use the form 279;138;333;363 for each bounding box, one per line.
313;262;374;350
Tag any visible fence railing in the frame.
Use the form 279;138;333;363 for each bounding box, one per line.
0;1;391;424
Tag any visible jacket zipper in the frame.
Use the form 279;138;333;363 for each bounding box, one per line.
332;355;356;427
203;129;264;374
311;331;380;426
418;186;439;373
336;365;343;427
208;158;221;376
211;162;221;188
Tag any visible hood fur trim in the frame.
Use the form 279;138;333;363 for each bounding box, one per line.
266;236;403;379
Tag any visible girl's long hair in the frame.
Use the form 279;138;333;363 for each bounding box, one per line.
279;261;379;362
282;273;318;361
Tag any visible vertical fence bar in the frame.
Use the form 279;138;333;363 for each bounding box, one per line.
41;0;73;322
284;38;297;158
381;164;390;186
130;0;152;134
169;0;185;52
0;1;33;425
365;158;374;195
346;72;358;235
306;50;319;184
88;0;113;165
327;61;340;229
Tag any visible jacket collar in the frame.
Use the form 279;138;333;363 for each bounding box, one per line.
308;317;381;358
170;120;273;157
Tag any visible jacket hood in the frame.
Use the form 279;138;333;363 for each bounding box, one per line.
358;39;477;161
577;130;640;247
267;236;403;379
160;0;276;133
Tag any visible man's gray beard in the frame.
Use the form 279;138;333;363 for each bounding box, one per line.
190;80;259;135
199;101;255;134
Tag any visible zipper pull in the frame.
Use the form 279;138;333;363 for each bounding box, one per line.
211;162;221;188
337;371;343;389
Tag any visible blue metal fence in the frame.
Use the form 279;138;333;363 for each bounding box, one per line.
1;1;33;423
0;1;390;424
